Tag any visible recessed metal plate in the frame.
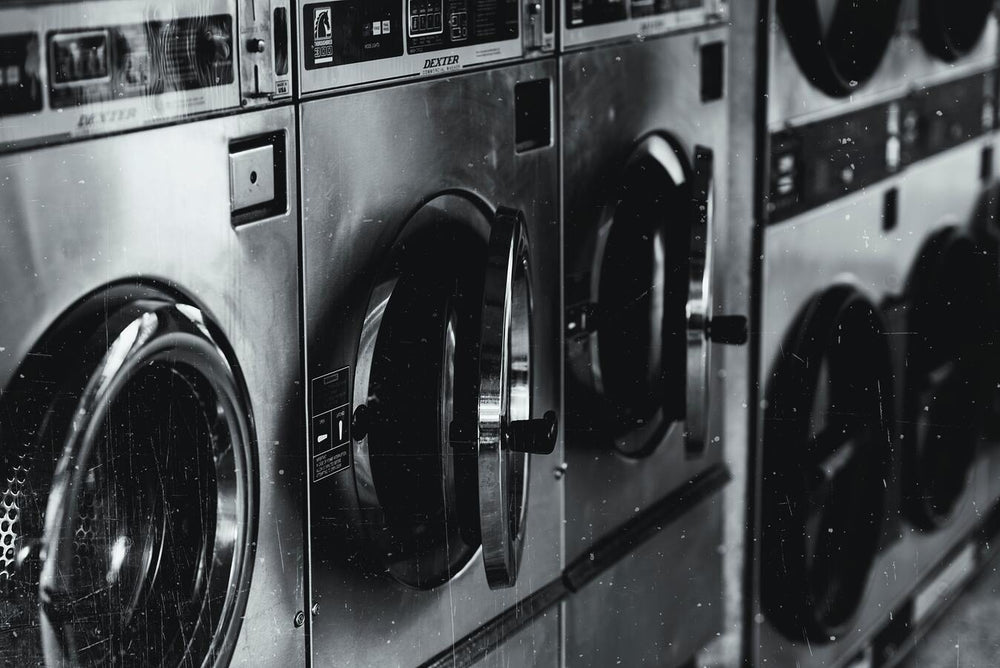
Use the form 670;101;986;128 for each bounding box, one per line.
229;143;275;212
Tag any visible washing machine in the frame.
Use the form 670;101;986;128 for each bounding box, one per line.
300;58;562;667
749;1;1000;666
0;4;302;665
295;0;553;98
561;21;746;667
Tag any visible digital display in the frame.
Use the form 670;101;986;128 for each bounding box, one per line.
50;31;109;85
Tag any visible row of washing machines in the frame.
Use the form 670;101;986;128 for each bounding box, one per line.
0;0;998;667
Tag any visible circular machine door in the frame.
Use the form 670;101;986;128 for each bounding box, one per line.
353;194;556;591
777;0;902;97
761;285;894;643
919;0;993;62
903;226;997;530
0;286;256;666
574;135;722;457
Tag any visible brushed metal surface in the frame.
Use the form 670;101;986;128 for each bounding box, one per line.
561;27;729;667
561;27;729;551
767;0;999;129
564;490;724;667
0;106;305;666
470;608;562;668
300;59;562;667
755;138;995;667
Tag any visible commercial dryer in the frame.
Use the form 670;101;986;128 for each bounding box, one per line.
0;2;302;663
300;59;562;667
561;22;745;667
750;1;1000;665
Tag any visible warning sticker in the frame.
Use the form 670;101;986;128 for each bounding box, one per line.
311;367;351;482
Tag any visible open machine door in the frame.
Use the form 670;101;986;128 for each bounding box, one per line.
567;134;744;457
0;285;256;666
350;194;556;592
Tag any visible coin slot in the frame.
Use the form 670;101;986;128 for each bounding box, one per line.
981;145;993;182
882;187;898;232
274;7;289;76
700;41;724;103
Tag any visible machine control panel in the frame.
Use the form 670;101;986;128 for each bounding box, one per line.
561;0;723;50
43;17;234;111
298;0;544;94
767;69;998;223
0;0;292;150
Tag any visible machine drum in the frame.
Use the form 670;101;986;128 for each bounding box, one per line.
594;135;692;456
919;0;993;62
777;0;902;97
904;227;996;530
762;285;894;643
0;288;255;667
364;222;486;590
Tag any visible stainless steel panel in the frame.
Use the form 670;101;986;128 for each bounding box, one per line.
0;106;305;666
564;492;724;667
301;59;561;666
561;27;730;667
561;26;730;555
755;138;994;666
471;609;562;668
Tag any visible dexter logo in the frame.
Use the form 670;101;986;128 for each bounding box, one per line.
77;108;137;128
423;55;459;69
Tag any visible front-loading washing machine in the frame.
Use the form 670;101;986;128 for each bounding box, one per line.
300;58;562;668
561;22;745;667
750;1;1000;665
0;2;303;666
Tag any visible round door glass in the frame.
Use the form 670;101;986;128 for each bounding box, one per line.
904;228;995;528
762;287;893;643
361;208;487;589
597;137;691;454
777;0;902;97
1;295;253;666
920;0;993;62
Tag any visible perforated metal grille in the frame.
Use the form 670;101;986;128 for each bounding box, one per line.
0;454;29;579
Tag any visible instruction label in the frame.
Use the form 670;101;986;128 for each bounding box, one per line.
311;367;351;482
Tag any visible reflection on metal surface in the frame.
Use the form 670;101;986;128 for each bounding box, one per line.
0;106;303;666
302;60;561;666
